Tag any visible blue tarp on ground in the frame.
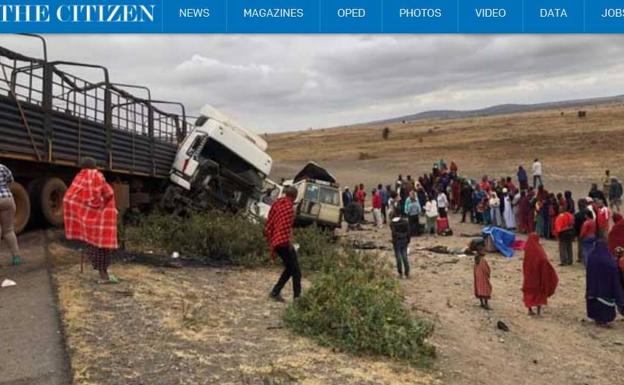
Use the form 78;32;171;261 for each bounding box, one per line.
482;226;516;258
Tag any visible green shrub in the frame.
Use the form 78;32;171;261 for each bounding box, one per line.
124;212;268;267
293;227;341;273
283;250;435;366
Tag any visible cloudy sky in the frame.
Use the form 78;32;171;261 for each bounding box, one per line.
3;35;624;133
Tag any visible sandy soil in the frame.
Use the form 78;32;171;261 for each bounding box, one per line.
51;210;624;385
267;103;624;199
356;215;624;385
49;241;438;385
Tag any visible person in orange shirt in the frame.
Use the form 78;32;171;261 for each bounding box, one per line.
554;209;575;266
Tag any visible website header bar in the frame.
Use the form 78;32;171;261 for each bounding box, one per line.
1;0;623;33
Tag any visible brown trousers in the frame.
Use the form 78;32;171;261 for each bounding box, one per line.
0;197;20;256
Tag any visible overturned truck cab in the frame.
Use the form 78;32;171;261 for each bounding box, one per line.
162;106;273;215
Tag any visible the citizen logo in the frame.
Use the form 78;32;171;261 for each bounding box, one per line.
0;4;156;23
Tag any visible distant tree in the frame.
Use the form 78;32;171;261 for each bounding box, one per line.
382;127;390;140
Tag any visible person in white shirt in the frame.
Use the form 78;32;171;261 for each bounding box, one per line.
532;158;543;188
437;190;449;218
424;196;438;235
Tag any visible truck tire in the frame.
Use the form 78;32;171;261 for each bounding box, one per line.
39;177;67;227
10;182;30;234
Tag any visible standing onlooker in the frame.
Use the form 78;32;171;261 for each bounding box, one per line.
265;186;300;301
404;190;422;237
595;199;611;239
64;157;118;283
517;165;529;191
354;183;366;221
579;210;597;266
387;191;399;220
390;216;410;278
609;177;623;214
522;233;559;316
503;189;516;230
424;195;438;235
474;251;492;310
586;240;624;326
564;191;575;214
589;183;606;204
602;170;612;207
608;213;624;254
532;158;543;188
0;163;21;266
380;184;390;224
554;209;575;266
436;190;449;218
371;188;383;228
574;199;590;264
460;181;474;223
342;187;353;207
489;192;502;227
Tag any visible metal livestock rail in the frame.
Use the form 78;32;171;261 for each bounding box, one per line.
0;35;188;232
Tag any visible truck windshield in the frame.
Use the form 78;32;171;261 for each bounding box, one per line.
200;139;263;186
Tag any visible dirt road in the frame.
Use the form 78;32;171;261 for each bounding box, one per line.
0;230;71;385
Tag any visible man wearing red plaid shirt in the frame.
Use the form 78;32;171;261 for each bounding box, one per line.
265;186;300;301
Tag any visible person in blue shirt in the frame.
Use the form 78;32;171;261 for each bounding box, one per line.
342;187;353;207
517;165;529;191
378;184;389;224
404;190;422;237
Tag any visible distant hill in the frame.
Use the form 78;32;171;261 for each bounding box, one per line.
357;95;624;126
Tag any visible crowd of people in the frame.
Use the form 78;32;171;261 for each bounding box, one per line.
1;156;624;327
348;159;624;326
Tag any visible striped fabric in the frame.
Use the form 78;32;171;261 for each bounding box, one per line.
0;164;14;199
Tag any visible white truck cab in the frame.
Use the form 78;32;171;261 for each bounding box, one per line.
164;105;273;214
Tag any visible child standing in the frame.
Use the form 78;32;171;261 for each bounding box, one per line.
472;239;492;310
390;216;410;278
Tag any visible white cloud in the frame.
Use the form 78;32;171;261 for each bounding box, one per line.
2;35;624;132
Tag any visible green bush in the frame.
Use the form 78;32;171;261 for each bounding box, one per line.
293;227;341;273
124;212;268;267
283;250;435;367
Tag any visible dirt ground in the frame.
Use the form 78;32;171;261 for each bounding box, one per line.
49;240;438;385
51;212;624;385
267;102;624;199
50;104;624;385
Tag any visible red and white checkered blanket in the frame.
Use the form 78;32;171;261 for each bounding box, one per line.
63;169;118;249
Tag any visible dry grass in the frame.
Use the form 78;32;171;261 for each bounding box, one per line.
51;242;439;385
268;102;624;198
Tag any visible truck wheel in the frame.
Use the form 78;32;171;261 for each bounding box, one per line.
10;182;30;234
39;177;67;227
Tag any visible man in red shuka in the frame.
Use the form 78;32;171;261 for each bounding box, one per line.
265;186;300;302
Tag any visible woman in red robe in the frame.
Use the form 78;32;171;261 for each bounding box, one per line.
63;157;118;283
522;233;559;315
608;213;624;254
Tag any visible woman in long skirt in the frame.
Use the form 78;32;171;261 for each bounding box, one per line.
586;239;624;326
